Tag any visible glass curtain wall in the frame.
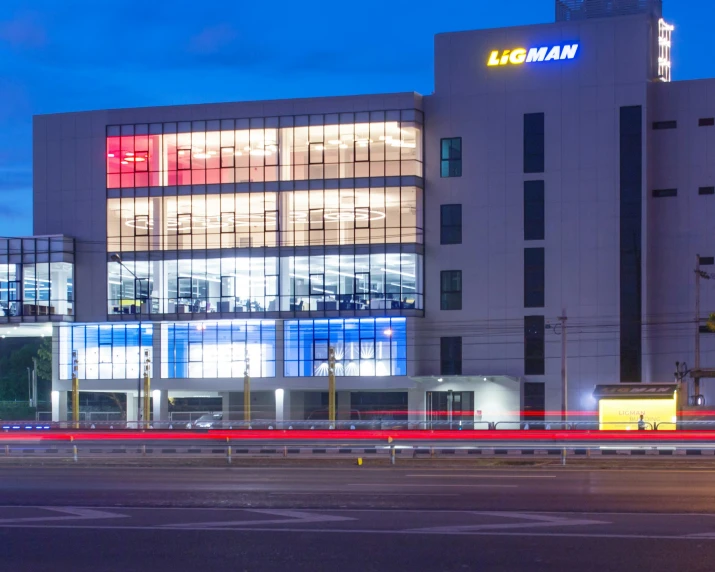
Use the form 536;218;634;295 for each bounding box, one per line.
284;317;407;377
106;111;423;188
161;320;276;379
59;324;153;380
0;264;20;317
107;254;422;315
107;188;422;252
0;238;74;319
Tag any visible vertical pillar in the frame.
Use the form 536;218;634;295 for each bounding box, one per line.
408;388;424;425
337;391;351;421
275;388;289;427
51;390;69;422
152;389;169;422
126;392;138;423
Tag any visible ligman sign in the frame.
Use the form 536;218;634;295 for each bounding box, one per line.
487;43;579;67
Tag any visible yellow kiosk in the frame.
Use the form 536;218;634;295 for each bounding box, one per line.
593;384;678;431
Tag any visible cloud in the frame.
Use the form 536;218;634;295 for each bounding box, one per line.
0;11;47;49
188;24;238;55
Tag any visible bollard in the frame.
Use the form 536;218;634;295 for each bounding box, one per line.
73;445;78;463
283;446;287;458
227;437;232;465
430;447;434;459
142;444;146;457
390;446;396;465
357;457;363;466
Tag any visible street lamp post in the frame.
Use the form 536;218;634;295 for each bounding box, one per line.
110;253;144;426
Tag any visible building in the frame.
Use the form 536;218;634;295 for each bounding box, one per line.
5;0;715;423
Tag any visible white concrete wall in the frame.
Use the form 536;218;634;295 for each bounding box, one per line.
420;14;657;415
646;79;715;400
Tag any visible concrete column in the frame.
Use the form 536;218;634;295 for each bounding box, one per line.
290;390;305;420
408;388;424;425
337;391;351;420
275;388;291;427
52;390;68;422
152;389;169;422
126;392;138;423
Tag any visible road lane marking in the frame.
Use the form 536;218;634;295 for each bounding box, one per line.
268;492;459;496
406;511;609;533
405;474;556;478
161;509;356;529
1;523;715;541
0;507;127;525
347;483;518;488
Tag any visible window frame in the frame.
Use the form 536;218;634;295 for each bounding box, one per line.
440;270;462;311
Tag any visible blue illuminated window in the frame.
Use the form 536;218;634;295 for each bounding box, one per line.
161;320;276;379
59;324;153;380
284;317;407;377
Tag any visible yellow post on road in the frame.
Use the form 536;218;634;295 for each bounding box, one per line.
143;349;151;427
71;350;79;429
244;350;251;423
328;347;336;426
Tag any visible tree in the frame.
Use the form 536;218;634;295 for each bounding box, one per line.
36;338;52;381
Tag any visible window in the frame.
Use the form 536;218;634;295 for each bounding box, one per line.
440;270;462;310
700;257;714;266
524;113;545;174
652;120;677;130
620;106;643;383
524;248;545;308
652;189;677;198
440;337;462;375
524;181;545;240
523;382;545;421
284;318;407;377
699;186;715;195
59;324;153;380
698;118;714;127
440;204;462;244
524;316;545;375
162;320;276;379
440;138;462;178
106;112;424;189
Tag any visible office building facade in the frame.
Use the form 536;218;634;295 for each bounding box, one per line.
9;0;715;422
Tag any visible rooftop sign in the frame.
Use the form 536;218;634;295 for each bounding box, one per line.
487;43;579;67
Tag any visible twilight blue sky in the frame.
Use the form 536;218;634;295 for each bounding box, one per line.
1;0;713;236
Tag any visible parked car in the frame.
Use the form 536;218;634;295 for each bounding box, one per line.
193;413;223;428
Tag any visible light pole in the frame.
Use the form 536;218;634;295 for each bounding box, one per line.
694;255;712;402
110;253;143;426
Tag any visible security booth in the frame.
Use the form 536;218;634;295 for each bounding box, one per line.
593;384;678;431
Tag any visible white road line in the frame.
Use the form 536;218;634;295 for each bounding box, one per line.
268;492;459;496
406;512;609;533
161;509;356;529
0;523;713;541
347;483;518;488
0;507;127;525
405;474;556;478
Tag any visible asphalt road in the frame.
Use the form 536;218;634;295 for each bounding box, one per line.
3;465;715;571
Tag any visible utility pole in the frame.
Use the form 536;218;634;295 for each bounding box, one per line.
694;254;708;400
27;367;32;407
559;310;568;467
143;349;151;428
31;357;38;409
559;310;568;426
328;346;336;427
244;348;251;423
72;350;79;429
